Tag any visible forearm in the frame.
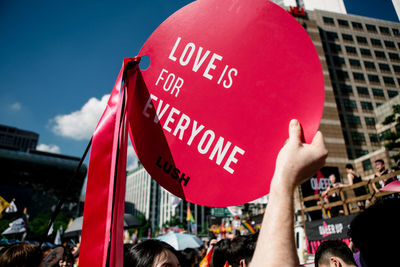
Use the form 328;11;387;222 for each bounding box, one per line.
251;177;299;267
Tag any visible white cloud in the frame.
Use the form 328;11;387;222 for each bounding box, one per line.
37;144;61;154
51;94;109;140
10;102;21;111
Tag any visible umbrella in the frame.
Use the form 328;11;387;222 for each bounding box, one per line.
64;214;142;237
155;232;202;251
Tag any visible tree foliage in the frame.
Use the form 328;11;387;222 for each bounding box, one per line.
381;104;400;164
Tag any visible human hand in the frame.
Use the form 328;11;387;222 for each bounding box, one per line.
272;119;328;193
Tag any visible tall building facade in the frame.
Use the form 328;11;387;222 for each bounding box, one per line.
312;10;400;162
288;8;349;176
125;164;211;232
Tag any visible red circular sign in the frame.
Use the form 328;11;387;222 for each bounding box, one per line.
132;0;324;206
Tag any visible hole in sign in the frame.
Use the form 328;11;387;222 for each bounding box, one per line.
139;55;151;70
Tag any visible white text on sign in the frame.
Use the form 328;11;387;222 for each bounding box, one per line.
142;93;245;174
168;37;238;89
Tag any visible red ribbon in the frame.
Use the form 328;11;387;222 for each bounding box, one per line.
80;57;141;267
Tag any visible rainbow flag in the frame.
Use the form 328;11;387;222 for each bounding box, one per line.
186;205;195;224
199;247;213;267
241;220;256;234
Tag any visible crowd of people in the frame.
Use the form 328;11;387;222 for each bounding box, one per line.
0;242;80;267
0;120;399;267
318;158;399;219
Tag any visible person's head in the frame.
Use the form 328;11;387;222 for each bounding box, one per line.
210;239;231;267
345;164;353;172
180;248;199;267
124;239;181;267
374;159;385;172
0;244;44;267
348;198;400;267
58;246;74;267
314;240;356;267
227;233;258;267
328;174;337;184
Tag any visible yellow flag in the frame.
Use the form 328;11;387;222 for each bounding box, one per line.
0;196;10;218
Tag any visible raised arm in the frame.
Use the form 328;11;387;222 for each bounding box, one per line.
251;119;328;267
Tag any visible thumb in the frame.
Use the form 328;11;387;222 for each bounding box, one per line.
288;119;302;143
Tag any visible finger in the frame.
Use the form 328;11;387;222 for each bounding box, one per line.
288;119;301;143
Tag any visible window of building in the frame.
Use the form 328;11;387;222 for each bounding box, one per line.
376;102;383;107
323;16;335;24
362;159;372;171
383;76;395;85
352;22;363;30
393;28;400;36
346;46;357;54
338;19;349;27
360;48;372;56
336;70;349;80
371;38;382;46
333;56;345;66
353;72;365;81
385;40;396;49
375;50;386;58
361;101;374;110
369;133;379;143
365;117;376;125
388;90;399;98
326;31;339;41
348;115;361;125
352;132;366;141
397;78;400;85
357;86;369;95
344;99;357;109
366;24;377;32
342;33;354;41
349;59;361;67
379;63;390;71
340;84;353;94
389;53;400;61
364;61;375;69
368;74;380;83
372;88;384;97
330;43;342;53
355;150;369;158
393;65;400;73
379;26;390;35
356;36;368;44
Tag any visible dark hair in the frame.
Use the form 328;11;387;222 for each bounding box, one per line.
210;239;231;267
227;233;258;267
0;244;43;267
180;248;199;267
348;198;400;267
314;240;356;267
345;163;353;170
374;159;384;164
124;239;181;267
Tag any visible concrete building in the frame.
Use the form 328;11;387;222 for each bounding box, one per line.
125;163;211;232
288;7;349;178
0;124;39;152
311;10;400;164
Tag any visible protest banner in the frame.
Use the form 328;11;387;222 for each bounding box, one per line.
80;1;324;266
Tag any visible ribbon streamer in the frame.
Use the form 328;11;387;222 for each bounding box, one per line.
80;57;141;267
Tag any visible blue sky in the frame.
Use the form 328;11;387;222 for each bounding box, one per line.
0;0;398;166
